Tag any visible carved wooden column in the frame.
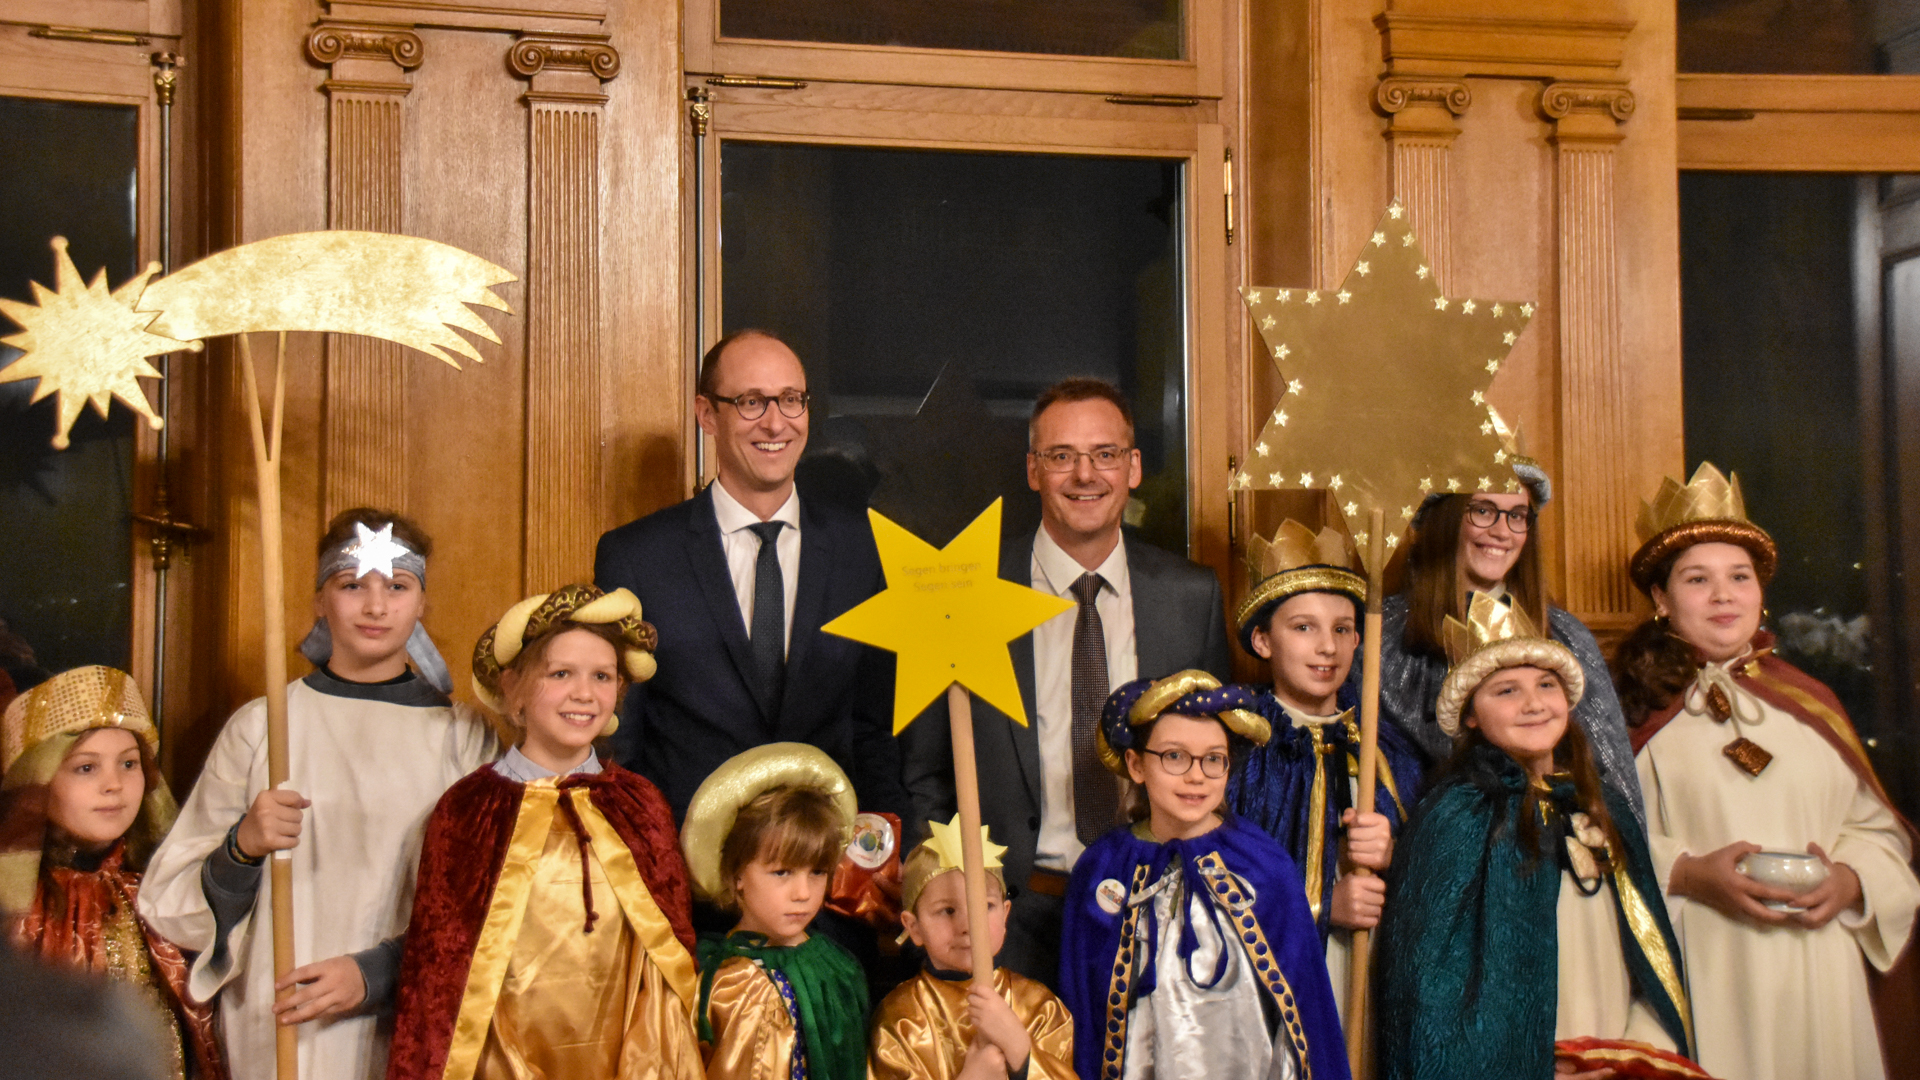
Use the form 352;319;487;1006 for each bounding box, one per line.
1375;76;1469;289
511;34;619;592
1543;81;1637;620
306;22;422;517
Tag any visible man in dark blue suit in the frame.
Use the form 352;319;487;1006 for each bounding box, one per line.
902;378;1231;986
595;330;908;821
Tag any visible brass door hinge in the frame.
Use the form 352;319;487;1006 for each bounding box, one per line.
706;74;807;90
32;26;150;46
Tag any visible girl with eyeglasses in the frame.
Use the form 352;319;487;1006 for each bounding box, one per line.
1364;453;1644;825
1058;672;1349;1080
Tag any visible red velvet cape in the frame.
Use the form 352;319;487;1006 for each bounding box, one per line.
1627;632;1913;842
384;762;694;1080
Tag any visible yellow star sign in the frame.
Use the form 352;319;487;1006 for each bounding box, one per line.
927;813;1007;872
823;498;1073;733
1240;203;1534;571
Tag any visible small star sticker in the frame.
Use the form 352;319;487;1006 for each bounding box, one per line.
1255;441;1269;457
1355;261;1370;275
1300;472;1315;486
1492;303;1504;317
1446;478;1461;492
1505;478;1520;493
1503;331;1517;345
1521;303;1534;317
1274;410;1289;426
1434;298;1449;311
1401;505;1415;520
1337;290;1351;304
1370;232;1386;246
1305;291;1322;306
1419;477;1433;492
1276;290;1291;303
1486;359;1500;373
1355;531;1369;546
1329;474;1344;489
1274;344;1290;359
1416;265;1430;280
1386;534;1400;550
1246;290;1262;304
1235;471;1249;488
1461;299;1476;314
1477;476;1492;491
1494;449;1508;464
1481;421;1494;434
1471;390;1485;405
1260;315;1275;329
1388;204;1404;219
1344;501;1358;516
346;522;412;579
1269;472;1283;486
1401;233;1415;246
1287;379;1302;395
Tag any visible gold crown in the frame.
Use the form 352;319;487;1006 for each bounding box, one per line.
2;666;156;776
1441;592;1543;667
1245;519;1356;581
1635;462;1747;542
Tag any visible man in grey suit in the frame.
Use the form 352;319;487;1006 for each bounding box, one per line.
902;377;1231;987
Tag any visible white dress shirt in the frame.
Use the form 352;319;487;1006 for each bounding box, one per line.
1030;527;1137;872
710;480;802;654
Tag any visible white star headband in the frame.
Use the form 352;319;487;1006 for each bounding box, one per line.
314;522;427;586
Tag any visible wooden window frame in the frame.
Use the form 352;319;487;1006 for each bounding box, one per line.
684;0;1224;99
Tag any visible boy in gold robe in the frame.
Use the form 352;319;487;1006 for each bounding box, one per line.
870;818;1073;1080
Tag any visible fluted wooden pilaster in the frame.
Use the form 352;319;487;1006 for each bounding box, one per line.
1376;76;1469;289
1544;81;1637;617
512;34;619;593
307;22;422;517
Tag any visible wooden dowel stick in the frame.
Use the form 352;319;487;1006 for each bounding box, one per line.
946;683;995;985
239;334;299;1080
1345;507;1387;1080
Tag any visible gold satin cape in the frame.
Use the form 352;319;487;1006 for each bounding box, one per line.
444;779;701;1080
868;968;1074;1080
701;954;801;1080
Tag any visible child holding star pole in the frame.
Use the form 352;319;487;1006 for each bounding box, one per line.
140;509;498;1080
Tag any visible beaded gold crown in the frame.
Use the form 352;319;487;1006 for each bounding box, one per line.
1435;593;1585;736
1234;519;1365;653
1628;462;1776;591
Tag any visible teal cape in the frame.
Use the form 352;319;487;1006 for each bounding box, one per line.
1374;743;1693;1080
696;930;869;1080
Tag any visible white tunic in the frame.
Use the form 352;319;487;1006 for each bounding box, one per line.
139;678;497;1080
1554;869;1678;1050
1636;674;1919;1080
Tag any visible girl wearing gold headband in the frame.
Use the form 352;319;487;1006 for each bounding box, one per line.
385;584;701;1080
1;666;225;1080
139;509;497;1080
1613;464;1919;1080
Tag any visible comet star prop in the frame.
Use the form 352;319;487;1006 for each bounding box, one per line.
823;498;1072;984
1237;201;1532;569
1238;203;1536;1070
0;231;515;1080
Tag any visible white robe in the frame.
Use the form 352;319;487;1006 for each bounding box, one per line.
139;677;497;1080
1636;674;1919;1080
1555;868;1678;1050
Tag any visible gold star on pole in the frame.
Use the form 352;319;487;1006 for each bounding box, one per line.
1238;203;1535;570
822;499;1073;733
0;238;198;448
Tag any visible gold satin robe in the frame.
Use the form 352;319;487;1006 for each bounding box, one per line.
868;968;1074;1080
701;955;802;1080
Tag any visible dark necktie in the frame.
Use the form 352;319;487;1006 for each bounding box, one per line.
747;520;786;716
1070;572;1117;846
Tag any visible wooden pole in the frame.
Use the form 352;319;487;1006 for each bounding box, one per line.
945;682;996;985
239;333;299;1080
1345;507;1387;1079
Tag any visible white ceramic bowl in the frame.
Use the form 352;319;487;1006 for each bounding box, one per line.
1738;851;1829;908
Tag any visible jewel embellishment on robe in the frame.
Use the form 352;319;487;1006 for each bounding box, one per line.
1706;684;1733;723
1564;812;1609;885
1722;736;1773;777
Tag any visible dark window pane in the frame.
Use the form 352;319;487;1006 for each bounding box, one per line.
0;96;139;687
1678;0;1911;74
720;0;1182;60
720;141;1188;555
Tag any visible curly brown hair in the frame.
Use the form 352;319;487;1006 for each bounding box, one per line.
1609;550;1704;728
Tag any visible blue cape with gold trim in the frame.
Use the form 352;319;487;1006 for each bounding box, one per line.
1058;816;1350;1080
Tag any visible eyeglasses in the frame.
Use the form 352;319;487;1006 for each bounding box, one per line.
1032;446;1134;473
707;390;811;420
1465;501;1533;533
1134;747;1230;778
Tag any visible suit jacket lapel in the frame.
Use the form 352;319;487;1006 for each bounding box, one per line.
685;486;765;719
1002;533;1044;809
1125;534;1176;681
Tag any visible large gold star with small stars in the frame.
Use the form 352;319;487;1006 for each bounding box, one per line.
1235;203;1534;569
